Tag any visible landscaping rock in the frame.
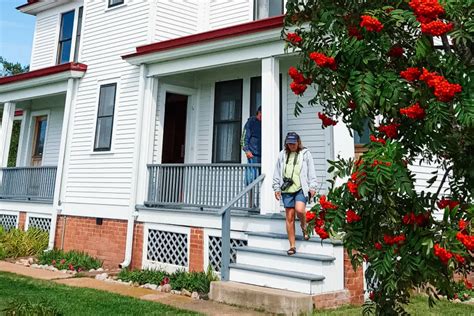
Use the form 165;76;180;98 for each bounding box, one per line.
95;273;109;281
60;269;67;274
89;269;95;273
157;286;162;292
200;293;209;300
161;284;171;293
182;289;192;297
171;290;181;295
132;282;140;287
96;268;104;272
191;292;199;300
27;257;35;264
149;284;158;290
31;264;39;269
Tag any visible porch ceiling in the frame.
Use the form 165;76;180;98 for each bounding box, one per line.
16;0;76;15
123;16;289;76
0;63;87;103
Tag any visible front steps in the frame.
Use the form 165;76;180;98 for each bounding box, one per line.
228;232;344;295
209;281;314;316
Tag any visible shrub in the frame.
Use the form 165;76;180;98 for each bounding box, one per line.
0;228;48;259
38;249;102;271
117;266;218;293
1;298;62;316
117;268;168;285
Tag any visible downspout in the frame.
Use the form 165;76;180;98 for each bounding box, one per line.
120;64;147;268
48;78;76;250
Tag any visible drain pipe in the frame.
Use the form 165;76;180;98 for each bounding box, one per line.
119;210;139;268
119;64;147;269
47;208;61;250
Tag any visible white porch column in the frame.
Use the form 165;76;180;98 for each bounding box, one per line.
0;102;16;167
260;57;280;214
332;123;355;186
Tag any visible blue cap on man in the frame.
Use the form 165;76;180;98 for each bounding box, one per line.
285;132;300;144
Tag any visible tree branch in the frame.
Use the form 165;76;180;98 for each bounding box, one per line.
440;34;451;54
431;165;452;210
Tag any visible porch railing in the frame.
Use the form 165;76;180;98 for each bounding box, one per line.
0;167;57;203
146;163;262;210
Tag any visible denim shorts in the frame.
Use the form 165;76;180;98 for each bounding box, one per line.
281;189;307;208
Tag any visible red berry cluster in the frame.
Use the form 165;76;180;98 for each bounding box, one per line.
370;135;386;145
459;219;468;231
383;234;406;246
400;103;426;120
314;209;329;239
402;212;430;226
400;67;422;81
421;21;454;36
318;112;337;127
388;45;404;58
306;211;316;222
409;0;453;36
347;25;363;40
434;244;453;264
457;232;474;251
437;198;460;210
371;160;392;167
319;195;338;210
360;15;384;32
378;123;400;139
288;66;311;95
309;52;337;70
346;209;362;223
286;32;302;45
375;242;383;250
347;171;364;199
348;99;356;110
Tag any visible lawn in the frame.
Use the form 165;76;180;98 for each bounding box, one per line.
0;272;200;315
313;295;474;315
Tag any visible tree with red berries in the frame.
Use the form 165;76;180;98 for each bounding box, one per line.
284;0;474;314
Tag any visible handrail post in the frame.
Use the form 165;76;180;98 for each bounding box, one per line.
221;208;231;281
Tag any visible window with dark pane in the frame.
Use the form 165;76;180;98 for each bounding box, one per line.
354;119;370;144
254;0;284;20
213;80;243;163
73;7;83;62
108;0;124;8
94;84;116;151
57;10;75;64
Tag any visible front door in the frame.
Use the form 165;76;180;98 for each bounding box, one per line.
31;116;47;167
161;93;188;163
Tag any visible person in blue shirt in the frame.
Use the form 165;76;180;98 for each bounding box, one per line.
242;106;262;186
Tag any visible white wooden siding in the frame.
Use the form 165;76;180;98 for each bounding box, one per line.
29;2;83;71
155;0;199;42
209;0;252;30
61;0;151;215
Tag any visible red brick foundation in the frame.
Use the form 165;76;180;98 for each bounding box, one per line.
54;215;143;269
18;212;26;230
344;251;365;304
189;227;204;272
313;290;351;309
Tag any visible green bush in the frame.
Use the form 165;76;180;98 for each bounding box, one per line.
117;266;218;294
0;228;48;259
38;249;102;271
117;268;168;285
2;298;62;316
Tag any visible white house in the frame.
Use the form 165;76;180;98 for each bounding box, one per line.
0;0;447;313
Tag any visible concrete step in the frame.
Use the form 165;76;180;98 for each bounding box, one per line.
229;263;324;294
246;231;342;256
235;246;344;293
210;281;314;316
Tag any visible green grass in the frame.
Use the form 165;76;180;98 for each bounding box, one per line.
0;272;200;316
313;295;474;315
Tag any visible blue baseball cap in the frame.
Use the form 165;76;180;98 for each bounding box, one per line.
285;132;300;144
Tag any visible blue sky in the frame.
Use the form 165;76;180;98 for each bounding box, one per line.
0;0;35;66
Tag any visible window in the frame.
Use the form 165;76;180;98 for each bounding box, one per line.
354;119;370;144
73;7;83;62
108;0;124;8
254;0;284;20
213;80;243;163
94;84;117;151
57;10;75;64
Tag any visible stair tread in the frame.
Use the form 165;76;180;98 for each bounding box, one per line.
229;263;325;281
247;231;343;245
235;246;335;261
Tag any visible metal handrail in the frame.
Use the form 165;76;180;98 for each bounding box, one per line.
218;173;265;281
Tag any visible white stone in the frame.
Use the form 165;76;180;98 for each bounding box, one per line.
149;284;158;290
191;292;200;300
171;290;181;295
95;273;108;281
60;270;67;273
89;269;95;273
161;284;171;293
96;268;104;272
182;289;191;297
157;286;162;292
31;264;39;269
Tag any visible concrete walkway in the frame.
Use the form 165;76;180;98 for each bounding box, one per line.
0;261;267;316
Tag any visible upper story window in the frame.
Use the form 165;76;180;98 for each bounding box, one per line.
73;7;83;62
108;0;124;8
57;10;75;64
94;84;117;151
254;0;284;20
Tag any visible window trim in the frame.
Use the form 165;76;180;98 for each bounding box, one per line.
73;6;83;63
93;83;117;152
253;0;284;21
56;10;75;65
108;0;125;8
212;79;243;164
